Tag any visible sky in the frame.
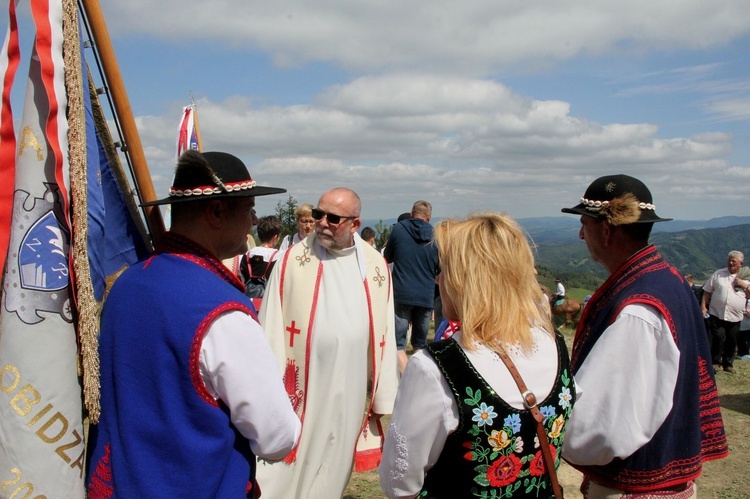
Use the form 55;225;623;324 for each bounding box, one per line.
6;0;750;223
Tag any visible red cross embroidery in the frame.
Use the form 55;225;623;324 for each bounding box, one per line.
286;321;301;347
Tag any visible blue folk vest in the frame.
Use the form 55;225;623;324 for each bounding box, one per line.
420;333;574;498
570;245;728;492
87;234;258;498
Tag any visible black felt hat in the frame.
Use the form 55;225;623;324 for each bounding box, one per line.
143;151;286;206
561;174;671;225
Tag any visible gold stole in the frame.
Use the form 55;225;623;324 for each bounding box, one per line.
278;234;391;471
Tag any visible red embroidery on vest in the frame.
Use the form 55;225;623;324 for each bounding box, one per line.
88;443;114;499
190;301;254;406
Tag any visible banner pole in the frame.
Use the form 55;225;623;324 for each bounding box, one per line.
79;0;165;244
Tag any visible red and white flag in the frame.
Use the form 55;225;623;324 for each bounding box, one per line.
176;103;200;159
0;0;85;496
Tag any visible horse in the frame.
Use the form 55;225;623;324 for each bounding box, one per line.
551;298;582;327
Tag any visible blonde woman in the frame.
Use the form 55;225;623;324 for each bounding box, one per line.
279;203;315;251
379;213;575;498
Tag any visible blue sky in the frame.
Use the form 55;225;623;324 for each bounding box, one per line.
6;0;750;222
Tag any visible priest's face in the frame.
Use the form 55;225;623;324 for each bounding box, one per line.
314;189;361;250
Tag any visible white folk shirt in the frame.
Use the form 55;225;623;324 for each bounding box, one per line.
379;328;564;499
562;303;679;466
703;268;747;322
200;311;301;460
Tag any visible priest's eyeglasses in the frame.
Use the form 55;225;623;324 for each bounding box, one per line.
311;208;357;225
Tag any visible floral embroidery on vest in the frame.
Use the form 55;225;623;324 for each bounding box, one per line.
421;336;574;498
455;369;572;497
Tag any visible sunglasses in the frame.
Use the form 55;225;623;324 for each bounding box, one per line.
311;208;357;225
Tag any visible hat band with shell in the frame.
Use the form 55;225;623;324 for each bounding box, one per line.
580;196;656;212
169;180;258;198
560;174;671;224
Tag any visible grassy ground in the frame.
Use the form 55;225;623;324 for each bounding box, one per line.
345;325;749;498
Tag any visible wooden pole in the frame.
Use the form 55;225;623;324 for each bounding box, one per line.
79;0;165;244
192;104;204;152
190;93;203;152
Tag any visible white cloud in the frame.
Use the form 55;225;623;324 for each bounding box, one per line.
130;75;748;220
103;1;750;73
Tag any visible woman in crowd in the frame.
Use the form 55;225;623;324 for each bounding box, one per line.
279;203;315;251
379;212;575;498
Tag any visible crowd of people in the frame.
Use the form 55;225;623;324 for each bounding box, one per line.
86;151;746;498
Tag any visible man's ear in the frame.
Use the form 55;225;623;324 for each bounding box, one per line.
205;200;224;228
351;217;362;234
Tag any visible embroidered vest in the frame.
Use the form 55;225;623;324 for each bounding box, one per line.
570;245;728;492
276;233;392;471
87;235;258;498
420;334;574;498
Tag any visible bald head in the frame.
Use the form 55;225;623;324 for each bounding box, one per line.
315;188;362;250
319;188;361;216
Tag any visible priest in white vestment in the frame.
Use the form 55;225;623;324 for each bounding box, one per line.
257;188;399;499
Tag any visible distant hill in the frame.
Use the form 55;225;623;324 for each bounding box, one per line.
532;222;750;285
517;215;750;245
361;214;750;285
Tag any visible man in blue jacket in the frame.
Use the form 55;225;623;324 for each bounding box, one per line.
384;200;440;373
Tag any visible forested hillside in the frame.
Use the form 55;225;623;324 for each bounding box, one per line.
534;223;750;289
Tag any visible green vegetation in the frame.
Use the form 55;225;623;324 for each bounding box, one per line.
535;224;750;283
374;220;393;251
275;195;299;240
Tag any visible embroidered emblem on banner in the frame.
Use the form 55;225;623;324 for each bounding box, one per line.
4;186;73;324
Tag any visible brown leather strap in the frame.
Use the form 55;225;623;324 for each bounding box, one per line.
495;348;564;499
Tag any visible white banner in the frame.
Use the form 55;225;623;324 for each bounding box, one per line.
0;0;85;496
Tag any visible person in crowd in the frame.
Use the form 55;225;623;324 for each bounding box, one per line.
257;187;398;499
240;215;282;299
86;151;300;497
361;226;377;247
684;274;704;303
701;250;750;373
551;278;565;303
380;212;574;498
561;174;727;497
740;300;750;360
279;203;314;252
384;200;440;373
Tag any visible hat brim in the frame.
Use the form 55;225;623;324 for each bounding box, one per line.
561;204;672;223
141;186;287;206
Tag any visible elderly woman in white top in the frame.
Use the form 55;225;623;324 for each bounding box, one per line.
379;212;576;499
279;203;315;252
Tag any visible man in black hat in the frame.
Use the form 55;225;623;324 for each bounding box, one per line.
560;174;727;497
87;151;300;497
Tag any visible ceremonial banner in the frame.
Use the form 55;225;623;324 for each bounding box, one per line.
176;103;200;159
0;0;84;495
0;0;148;496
